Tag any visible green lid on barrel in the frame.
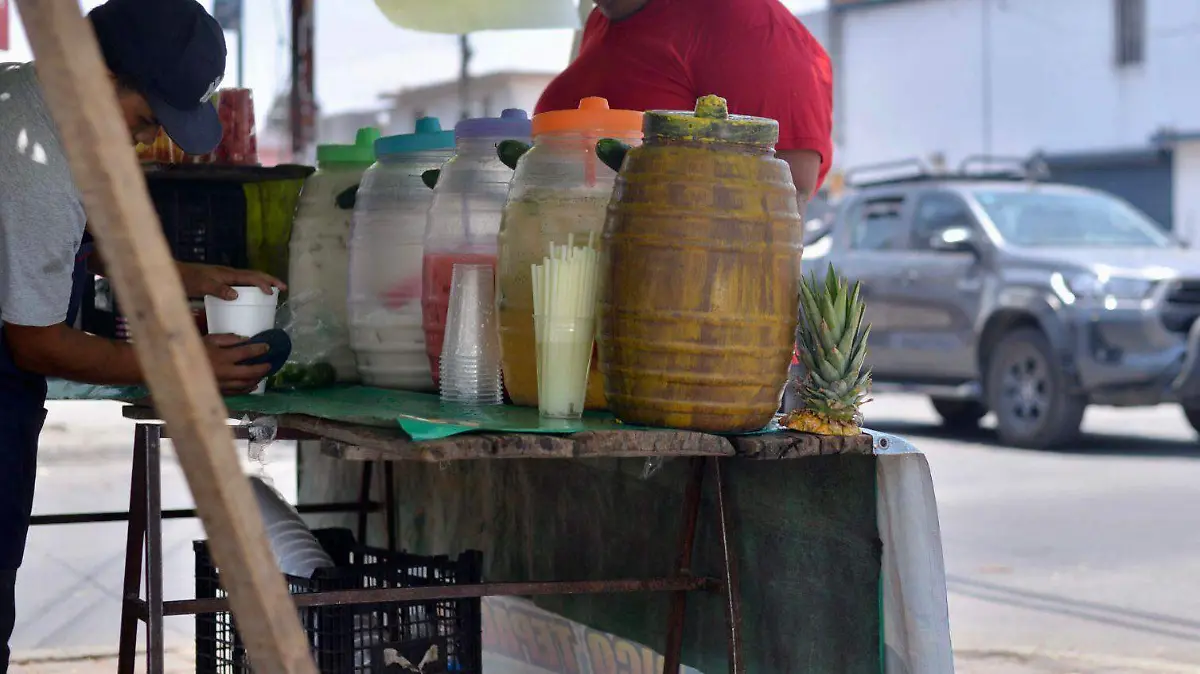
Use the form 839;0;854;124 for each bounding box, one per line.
643;94;779;147
316;127;380;165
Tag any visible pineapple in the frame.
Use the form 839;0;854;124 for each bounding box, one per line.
782;263;873;436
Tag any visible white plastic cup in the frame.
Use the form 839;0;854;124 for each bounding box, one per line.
204;286;280;394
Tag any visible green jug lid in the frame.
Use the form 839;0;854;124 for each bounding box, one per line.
316;127;381;165
374;117;456;156
643;95;778;147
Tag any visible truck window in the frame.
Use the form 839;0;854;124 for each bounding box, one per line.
911;192;975;250
849;196;908;250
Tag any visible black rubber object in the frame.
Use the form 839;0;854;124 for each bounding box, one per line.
228;328;292;376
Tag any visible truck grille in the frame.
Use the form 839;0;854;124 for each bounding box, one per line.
1163;279;1200;333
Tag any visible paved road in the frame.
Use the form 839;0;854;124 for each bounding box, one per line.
865;394;1200;673
12;397;1200;673
13;401;297;661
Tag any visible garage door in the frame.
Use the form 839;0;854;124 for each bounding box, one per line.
1041;147;1174;231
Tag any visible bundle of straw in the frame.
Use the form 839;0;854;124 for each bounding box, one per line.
531;232;601;417
531;232;600;321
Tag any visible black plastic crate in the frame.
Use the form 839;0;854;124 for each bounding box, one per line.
141;163;312;266
79;163;313;340
195;528;483;673
147;178;250;267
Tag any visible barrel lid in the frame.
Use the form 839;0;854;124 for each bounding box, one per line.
532;97;643;138
643;95;778;147
374;117;455;156
455;108;532;141
316;127;380;165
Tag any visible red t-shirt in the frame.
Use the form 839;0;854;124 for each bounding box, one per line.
538;0;831;368
536;0;834;187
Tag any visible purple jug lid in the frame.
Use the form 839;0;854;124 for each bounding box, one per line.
454;108;532;141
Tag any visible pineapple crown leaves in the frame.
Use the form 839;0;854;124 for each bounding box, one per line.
797;264;870;370
794;263;874;421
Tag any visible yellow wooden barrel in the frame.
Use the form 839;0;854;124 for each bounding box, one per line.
598;95;801;433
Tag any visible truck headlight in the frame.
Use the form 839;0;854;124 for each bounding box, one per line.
1063;272;1157;301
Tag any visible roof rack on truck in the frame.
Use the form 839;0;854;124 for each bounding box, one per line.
844;154;1050;189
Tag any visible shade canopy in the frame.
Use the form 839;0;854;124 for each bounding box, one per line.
374;0;581;33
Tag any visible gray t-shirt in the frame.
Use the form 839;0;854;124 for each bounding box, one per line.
0;61;86;328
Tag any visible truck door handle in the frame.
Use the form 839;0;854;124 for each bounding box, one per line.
901;269;918;284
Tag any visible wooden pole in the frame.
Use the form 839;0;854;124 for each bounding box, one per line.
290;0;314;160
14;3;318;672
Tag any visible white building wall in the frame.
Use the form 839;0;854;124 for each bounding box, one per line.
839;0;1200;169
1174;140;1200;246
384;77;552;135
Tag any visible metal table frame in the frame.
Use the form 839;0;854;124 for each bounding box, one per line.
108;409;746;674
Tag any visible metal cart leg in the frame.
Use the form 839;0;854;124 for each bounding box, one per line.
711;457;744;674
116;426;149;674
356;462;374;545
663;458;706;674
145;424;165;674
384;462;397;551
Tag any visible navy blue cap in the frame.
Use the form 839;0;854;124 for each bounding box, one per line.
89;0;227;154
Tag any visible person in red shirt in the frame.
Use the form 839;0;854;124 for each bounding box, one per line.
536;0;833;378
537;0;833;204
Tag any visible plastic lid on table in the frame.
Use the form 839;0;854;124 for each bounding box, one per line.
454;108;532;141
532;97;642;138
316;127;381;165
374;117;456;156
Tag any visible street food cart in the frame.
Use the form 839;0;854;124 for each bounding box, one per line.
19;1;954;672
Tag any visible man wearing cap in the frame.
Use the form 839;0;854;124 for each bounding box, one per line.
0;0;282;666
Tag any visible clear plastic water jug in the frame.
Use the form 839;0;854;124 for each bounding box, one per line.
287;126;379;381
496;98;642;410
348;117;455;390
422;108;531;387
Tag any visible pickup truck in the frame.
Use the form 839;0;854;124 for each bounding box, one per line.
802;160;1200;448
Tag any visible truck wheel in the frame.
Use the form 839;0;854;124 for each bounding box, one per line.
985;328;1085;449
1182;406;1200;436
930;398;987;429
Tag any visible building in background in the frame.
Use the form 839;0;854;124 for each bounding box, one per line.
319;109;390;146
793;7;843;217
262;71;555;161
831;0;1200;238
377;71;555;134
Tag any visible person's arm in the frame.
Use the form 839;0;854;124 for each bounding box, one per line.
85;227;284;300
6;323;271;393
6;202;271;393
6;322;142;384
777;149;823;216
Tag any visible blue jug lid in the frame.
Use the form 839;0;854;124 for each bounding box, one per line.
374;117;455;156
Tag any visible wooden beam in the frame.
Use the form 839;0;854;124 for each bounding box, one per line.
14;3;317;672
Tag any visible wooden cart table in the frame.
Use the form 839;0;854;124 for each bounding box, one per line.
103;405;873;673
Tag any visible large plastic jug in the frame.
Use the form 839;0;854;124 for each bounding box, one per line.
599;95;802;433
496;98;642;410
422;108;531;386
287;127;379;381
348;118;455;390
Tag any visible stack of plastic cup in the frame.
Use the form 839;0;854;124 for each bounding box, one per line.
438;264;504;405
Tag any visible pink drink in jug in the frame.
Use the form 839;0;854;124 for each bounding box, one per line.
419;108;531;387
422;251;498;382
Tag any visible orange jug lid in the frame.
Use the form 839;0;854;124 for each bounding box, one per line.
644;94;779;147
532;97;643;138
